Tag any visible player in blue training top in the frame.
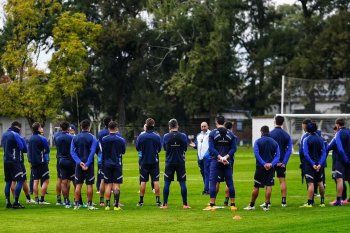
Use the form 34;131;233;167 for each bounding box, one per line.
244;126;280;211
160;119;190;209
269;116;292;207
327;118;350;206
53;128;63;205
70;119;98;210
2;121;27;209
55;121;75;208
136;118;162;207
101;121;126;211
203;116;237;211
97;116;112;206
28;122;50;205
300;122;327;208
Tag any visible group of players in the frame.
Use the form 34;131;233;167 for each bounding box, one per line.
2;114;350;211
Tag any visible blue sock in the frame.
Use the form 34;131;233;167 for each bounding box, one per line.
14;181;23;204
5;181;11;204
163;181;171;205
179;181;188;205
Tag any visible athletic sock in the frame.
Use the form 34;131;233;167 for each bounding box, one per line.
282;197;286;204
320;197;324;204
35;197;39;203
230;203;236;206
40;196;45;202
139;196;144;203
114;190;120;207
250;202;255;207
210;203;215;207
88;200;92;206
79;196;83;205
307;199;313;205
224;197;229;204
14;196;19;205
100;196;104;203
75;201;79;206
106;200;110;207
57;195;61;203
180;181;187;206
156;196;160;203
26;194;31;201
336;196;342;203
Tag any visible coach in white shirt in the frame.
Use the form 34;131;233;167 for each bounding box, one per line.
190;122;210;195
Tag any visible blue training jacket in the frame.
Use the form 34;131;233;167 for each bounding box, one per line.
101;133;126;167
270;127;292;165
1;127;26;164
163;131;188;164
136;130;162;165
303;133;327;167
70;131;98;167
28;132;50;166
208;127;237;160
55;131;74;163
253;134;280;167
328;127;350;164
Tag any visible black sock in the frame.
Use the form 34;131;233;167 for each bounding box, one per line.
88;201;92;206
139;196;144;203
210;203;215;207
336;196;341;202
224;197;229;203
100;196;104;203
321;197;324;204
14;197;19;204
114;190;120;207
40;196;44;202
156;196;160;203
307;199;313;205
250;202;255;207
106;200;110;207
26;194;31;200
79;196;83;205
75;201;79;206
230;203;236;206
35;197;39;202
282;197;286;204
57;195;61;203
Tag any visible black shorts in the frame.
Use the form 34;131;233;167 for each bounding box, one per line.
254;167;275;188
140;164;160;182
98;164;104;180
164;163;186;182
21;163;27;180
103;166;123;184
305;165;324;183
275;166;286;178
4;162;24;182
75;164;95;185
332;161;350;181
56;158;61;179
59;160;75;181
32;164;50;181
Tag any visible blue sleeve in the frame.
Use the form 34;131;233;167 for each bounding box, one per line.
13;133;24;151
299;134;305;156
157;135;162;153
136;135;141;151
85;137;98;167
70;138;81;165
162;134;168;151
303;137;315;166
327;137;336;154
335;132;349;163
20;137;27;153
208;134;219;158
253;141;266;166
318;141;327;166
193;135;198;149
272;144;281;166
282;137;293;165
40;136;50;162
227;136;237;157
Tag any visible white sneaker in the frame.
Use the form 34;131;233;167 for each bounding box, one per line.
96;191;100;194
74;205;80;210
88;205;98;210
39;201;51;205
152;189;155;194
26;199;36;204
260;202;271;207
263;206;270;211
244;205;255;210
65;204;72;209
281;203;287;207
56;202;63;206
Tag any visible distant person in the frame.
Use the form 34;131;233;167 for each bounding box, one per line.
53;127;63;205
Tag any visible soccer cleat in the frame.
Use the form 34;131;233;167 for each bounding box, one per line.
96;191;100;194
12;203;25;209
262;206;270;211
73;205;80;210
183;205;191;209
160;204;168;209
332;201;342;206
243;205;255;211
136;202;144;207
341;199;348;205
56;202;63;206
156;201;162;207
299;203;313;208
39;201;51;205
118;203;124;207
230;205;238;211
65;204;72;209
202;191;209;195
281;203;287;207
105;206;110;211
26;199;36;204
6;203;13;209
260;202;272;207
79;203;87;208
113;206;122;211
203;206;216;211
99;202;105;207
224;202;229;207
87;205;98;210
319;203;326;207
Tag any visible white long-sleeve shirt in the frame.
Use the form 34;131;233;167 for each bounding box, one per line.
195;130;211;160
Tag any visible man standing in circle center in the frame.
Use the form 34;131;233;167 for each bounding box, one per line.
160;119;190;209
136;118;162;207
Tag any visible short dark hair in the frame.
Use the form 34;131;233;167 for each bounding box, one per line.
335;118;345;127
81;119;91;130
216;115;225;125
261;125;269;134
275;116;284;126
168;119;178;129
145;118;155;130
302;118;312;125
306;122;317;133
224;121;233;130
108;121;118;130
32;122;41;132
11;121;22;128
60;121;70;131
103;116;112;128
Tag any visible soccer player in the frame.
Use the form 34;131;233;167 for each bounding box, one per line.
244;126;280;211
53;128;63;205
97;116;112;206
189;122;210;195
269;116;292;207
28;122;50;204
327;118;350;206
160;119;190;209
300;122;327;207
55;121;75;208
70;119;98;210
2;121;27;208
136;118;162;207
203;116;237;211
101;121;126;211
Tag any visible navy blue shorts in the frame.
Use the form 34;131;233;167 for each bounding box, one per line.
21;163;27;180
305;165;324;184
332;160;350;180
254;167;274;188
103;166;123;184
32;164;50;181
59;159;75;181
275;166;286;178
140;164;160;182
209;160;233;183
56;158;61;179
164;163;186;182
75;164;95;185
4;162;24;182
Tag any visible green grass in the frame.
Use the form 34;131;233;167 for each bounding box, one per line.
0;147;349;233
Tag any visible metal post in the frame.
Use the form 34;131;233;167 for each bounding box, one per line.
281;75;285;114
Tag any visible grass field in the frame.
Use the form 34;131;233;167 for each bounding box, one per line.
0;146;349;233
